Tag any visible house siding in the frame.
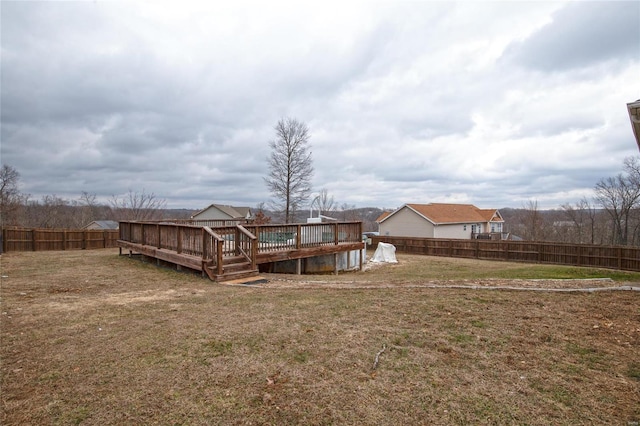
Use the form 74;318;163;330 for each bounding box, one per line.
192;208;232;220
379;207;435;237
434;224;473;239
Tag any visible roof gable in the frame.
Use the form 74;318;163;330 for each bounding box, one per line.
375;211;392;223
82;220;119;230
192;204;251;219
628;99;640;151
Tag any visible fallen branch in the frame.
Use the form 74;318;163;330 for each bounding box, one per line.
372;344;387;370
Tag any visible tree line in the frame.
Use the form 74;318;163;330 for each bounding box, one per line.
2;116;639;246
0;165;178;229
500;156;640;246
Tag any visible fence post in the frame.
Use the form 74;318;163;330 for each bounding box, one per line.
334;223;339;245
618;247;622;270
296;224;302;249
32;229;37;251
537;242;542;263
176;226;182;254
62;230;67;250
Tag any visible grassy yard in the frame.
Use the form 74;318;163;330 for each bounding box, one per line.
1;249;639;425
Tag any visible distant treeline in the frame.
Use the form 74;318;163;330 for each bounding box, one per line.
3;198;639;247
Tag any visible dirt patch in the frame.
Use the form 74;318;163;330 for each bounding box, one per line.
1;249;639;425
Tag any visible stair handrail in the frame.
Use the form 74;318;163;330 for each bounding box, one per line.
203;226;225;276
236;224;258;271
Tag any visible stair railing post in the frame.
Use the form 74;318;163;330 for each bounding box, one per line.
251;235;257;271
217;240;224;276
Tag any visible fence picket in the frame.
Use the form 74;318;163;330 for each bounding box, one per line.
1;227;119;253
371;236;640;273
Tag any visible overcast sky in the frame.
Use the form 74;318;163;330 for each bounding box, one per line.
2;1;639;211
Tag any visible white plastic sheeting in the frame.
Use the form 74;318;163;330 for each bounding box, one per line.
370;242;398;263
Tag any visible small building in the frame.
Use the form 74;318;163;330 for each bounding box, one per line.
377;203;504;239
191;204;252;221
82;220;119;230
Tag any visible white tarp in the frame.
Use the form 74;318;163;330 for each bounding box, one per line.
370;242;398;263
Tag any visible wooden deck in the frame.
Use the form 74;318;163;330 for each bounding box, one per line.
117;220;364;282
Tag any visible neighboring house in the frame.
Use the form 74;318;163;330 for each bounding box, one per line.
627;99;640;151
191;204;253;221
82;220;119;230
377;203;504;239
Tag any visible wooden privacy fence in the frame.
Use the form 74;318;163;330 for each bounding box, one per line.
371;236;640;272
2;227;119;252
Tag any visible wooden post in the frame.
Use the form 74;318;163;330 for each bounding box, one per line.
334;223;339;245
157;224;161;249
251;236;257;271
618;247;623;270
202;228;207;263
296;224;302;249
217;240;223;276
334;253;338;275
176;226;182;254
32;229;37;251
62;230;67;250
576;245;581;266
296;258;301;275
537;242;542;264
235;227;241;256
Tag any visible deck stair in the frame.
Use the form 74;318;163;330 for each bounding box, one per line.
206;255;260;282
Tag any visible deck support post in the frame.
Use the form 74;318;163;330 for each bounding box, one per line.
296;258;301;275
334;253;338;275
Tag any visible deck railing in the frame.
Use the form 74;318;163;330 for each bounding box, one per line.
118;220;362;270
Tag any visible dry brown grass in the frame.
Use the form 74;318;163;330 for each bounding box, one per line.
1;249;639;425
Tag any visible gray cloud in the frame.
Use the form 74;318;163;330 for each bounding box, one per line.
504;1;639;71
1;1;638;211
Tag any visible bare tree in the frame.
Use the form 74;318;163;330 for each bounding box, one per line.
253;202;272;225
264;117;314;223
594;156;640;245
520;200;545;241
314;188;337;216
561;197;599;244
109;189;167;221
338;202;360;221
40;195;72;228
0;164;27;226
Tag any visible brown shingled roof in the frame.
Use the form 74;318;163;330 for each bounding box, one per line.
375;211;392;223
404;203;502;224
